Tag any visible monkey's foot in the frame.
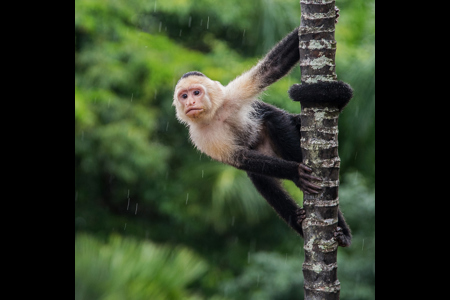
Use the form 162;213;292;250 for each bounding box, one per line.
333;226;351;247
296;208;306;225
335;6;340;23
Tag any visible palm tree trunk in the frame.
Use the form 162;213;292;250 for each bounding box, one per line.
294;1;344;299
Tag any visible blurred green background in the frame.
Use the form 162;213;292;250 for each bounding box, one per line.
75;0;375;299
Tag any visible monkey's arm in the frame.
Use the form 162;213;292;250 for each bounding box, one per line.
224;27;300;102
232;149;321;194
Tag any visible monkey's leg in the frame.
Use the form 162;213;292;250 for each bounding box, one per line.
247;172;305;236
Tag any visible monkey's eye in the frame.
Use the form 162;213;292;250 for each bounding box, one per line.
193;90;200;96
181;94;188;99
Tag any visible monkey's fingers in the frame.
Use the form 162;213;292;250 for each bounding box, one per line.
299;164;322;181
300;179;322;194
299;163;313;173
302;187;319;194
299;172;322;182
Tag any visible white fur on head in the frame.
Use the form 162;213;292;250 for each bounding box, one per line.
173;74;224;125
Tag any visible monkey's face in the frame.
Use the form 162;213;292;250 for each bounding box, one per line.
174;76;224;124
176;84;207;119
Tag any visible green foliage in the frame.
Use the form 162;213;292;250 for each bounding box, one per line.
337;173;375;300
334;0;375;183
221;252;304;300
75;233;208;300
75;0;374;299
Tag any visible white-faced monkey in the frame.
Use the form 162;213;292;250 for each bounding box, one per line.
173;27;352;247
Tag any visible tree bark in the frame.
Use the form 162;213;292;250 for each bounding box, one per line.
297;1;341;299
300;107;341;300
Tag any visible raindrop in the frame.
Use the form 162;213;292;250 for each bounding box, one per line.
179;29;182;37
207;16;210;29
135;203;138;215
201;170;204;178
130;93;133;102
166;122;169;131
124;223;127;230
231;216;235;226
186;193;189;204
354;152;358;160
362;238;365;251
159;22;162;32
154;1;157;12
188;16;192;27
200;19;203;26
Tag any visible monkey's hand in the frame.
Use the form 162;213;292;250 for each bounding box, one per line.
297;163;322;194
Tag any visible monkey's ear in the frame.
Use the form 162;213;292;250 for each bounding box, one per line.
288;81;353;111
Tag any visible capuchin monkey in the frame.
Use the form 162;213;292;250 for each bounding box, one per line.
173;26;351;247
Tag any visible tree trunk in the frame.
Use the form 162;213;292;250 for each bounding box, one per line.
297;1;341;299
300;107;341;300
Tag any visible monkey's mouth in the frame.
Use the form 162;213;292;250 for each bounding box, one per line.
185;108;203;116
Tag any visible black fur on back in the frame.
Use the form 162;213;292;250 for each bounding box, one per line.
252;101;302;163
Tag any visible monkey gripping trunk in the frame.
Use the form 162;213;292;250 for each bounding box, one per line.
288;1;352;299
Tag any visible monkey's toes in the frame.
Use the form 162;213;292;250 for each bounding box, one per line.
335;6;340;23
296;208;306;225
333;226;351;247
